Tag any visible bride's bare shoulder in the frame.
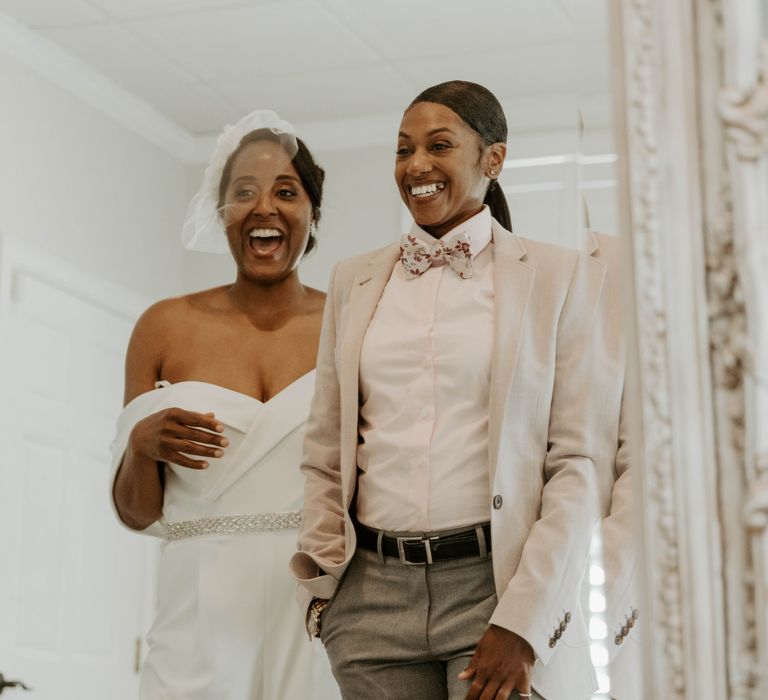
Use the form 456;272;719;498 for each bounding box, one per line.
145;286;230;318
303;285;327;313
131;287;230;337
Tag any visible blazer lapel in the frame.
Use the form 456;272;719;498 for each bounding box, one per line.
338;243;401;503
488;222;536;484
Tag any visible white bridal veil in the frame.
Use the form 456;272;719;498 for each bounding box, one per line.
181;109;298;253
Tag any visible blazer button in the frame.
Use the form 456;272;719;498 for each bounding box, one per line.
493;494;503;509
628;617;635;629
615;634;624;646
548;638;556;648
554;628;562;640
559;621;566;633
565;612;572;624
621;625;629;637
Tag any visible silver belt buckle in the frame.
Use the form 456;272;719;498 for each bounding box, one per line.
396;535;438;565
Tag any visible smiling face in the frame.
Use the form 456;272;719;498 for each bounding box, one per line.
220;139;312;284
395;101;504;238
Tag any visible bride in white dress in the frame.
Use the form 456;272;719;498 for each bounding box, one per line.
110;110;339;700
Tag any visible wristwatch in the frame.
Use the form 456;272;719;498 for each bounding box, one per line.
307;597;328;638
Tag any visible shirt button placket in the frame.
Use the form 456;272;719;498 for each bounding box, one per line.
419;268;439;525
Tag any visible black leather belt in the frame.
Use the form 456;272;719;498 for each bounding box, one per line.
355;521;492;565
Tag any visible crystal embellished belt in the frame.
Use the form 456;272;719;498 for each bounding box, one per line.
164;511;302;541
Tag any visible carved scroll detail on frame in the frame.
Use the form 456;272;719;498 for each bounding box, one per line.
622;0;686;695
720;41;768;160
713;1;768;696
704;174;758;698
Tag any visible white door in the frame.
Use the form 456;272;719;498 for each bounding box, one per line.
0;238;156;699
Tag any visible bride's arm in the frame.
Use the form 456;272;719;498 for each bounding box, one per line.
112;301;225;531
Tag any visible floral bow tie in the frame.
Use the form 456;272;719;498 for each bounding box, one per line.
399;232;473;280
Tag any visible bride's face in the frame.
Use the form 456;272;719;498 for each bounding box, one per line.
220;140;312;284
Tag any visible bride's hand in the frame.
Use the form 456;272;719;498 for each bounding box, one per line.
129;408;228;469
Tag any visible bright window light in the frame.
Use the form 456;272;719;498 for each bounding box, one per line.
501;182;564;195
580;154;619;165
590;643;610;667
596;670;611;693
589;590;607;613
503;153;618;169
590;618;608;640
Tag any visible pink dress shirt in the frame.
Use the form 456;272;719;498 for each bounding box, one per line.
356;206;495;532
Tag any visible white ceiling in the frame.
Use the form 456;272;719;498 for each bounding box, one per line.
0;0;611;139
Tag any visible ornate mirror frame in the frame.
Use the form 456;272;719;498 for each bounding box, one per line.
612;0;768;697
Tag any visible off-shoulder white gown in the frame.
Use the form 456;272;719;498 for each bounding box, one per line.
110;372;339;700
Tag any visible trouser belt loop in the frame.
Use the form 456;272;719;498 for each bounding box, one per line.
475;524;488;558
424;538;434;564
376;530;385;563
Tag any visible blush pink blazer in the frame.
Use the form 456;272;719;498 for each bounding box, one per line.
290;220;621;700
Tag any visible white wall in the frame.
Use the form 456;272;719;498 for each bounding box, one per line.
0;53;190;694
0;56;188;305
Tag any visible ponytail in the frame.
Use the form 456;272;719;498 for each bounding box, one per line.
484;179;512;232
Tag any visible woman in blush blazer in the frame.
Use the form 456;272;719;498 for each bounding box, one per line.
290;81;619;700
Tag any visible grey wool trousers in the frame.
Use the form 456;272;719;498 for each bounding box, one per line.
320;548;543;700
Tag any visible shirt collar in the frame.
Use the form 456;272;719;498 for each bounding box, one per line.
407;206;493;259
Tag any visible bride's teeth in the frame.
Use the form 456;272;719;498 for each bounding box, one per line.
249;229;282;238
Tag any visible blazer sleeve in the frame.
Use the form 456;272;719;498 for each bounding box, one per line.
289;263;348;611
490;251;615;663
601;390;640;660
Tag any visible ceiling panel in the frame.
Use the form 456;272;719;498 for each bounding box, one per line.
216;63;417;126
391;42;610;102
135;83;243;133
127;1;380;83
85;0;262;21
555;0;610;40
322;0;574;61
0;0;104;27
396;38;611;100
40;22;198;89
1;0;612;142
